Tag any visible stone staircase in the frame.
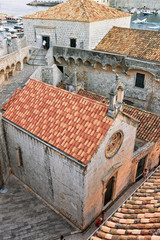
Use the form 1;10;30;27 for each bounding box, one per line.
28;48;47;66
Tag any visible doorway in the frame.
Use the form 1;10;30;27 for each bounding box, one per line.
136;156;146;180
104;177;114;206
42;36;50;50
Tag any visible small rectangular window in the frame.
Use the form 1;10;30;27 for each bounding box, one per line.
16;145;23;167
135;73;145;88
70;38;76;48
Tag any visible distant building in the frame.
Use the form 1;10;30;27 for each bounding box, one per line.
109;0;160;9
93;0;110;6
22;0;131;50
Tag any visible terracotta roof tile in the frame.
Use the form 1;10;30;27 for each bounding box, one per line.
123;104;160;143
91;169;160;239
77;89;160;143
1;79;113;165
95;27;160;63
23;0;130;22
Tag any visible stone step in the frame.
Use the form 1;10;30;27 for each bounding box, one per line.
28;59;47;66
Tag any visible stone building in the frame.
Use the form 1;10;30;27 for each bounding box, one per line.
22;0;131;50
0;79;139;229
1;78;160;230
53;27;160;114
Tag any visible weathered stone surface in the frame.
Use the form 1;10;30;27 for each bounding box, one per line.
0;175;75;239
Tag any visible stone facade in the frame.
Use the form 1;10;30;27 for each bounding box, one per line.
23;17;130;50
2;121;85;228
53;46;160;114
30;64;62;86
0;44;31;85
110;0;160;9
1;109;138;229
83;112;138;226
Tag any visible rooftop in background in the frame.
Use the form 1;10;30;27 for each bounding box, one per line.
95;27;160;63
123;104;160;143
77;89;160;143
90;167;160;240
1;79;113;165
23;0;130;22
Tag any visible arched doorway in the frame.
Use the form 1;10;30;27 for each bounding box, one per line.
104;176;114;206
136;156;147;180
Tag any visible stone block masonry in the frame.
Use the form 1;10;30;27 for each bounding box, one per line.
111;0;160;9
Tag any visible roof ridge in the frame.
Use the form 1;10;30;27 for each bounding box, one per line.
80;0;90;22
112;26;160;34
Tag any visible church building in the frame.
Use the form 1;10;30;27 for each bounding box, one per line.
1;78;140;229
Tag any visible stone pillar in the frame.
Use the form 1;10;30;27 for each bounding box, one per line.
106;91;116;118
0;72;5;85
117;87;124;104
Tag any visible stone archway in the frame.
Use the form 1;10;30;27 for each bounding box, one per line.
84;60;92;67
104;64;112;72
115;65;123;74
68;57;75;66
94;62;102;70
23;56;28;64
56;56;67;65
102;162;122;209
76;58;83;66
16;61;21;71
104;176;114;206
0;69;5;85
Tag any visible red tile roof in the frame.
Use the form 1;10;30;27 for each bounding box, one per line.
23;0;130;22
123;104;160;143
1;79;113;165
95;27;160;63
90;167;160;240
77;89;109;104
77;89;160;143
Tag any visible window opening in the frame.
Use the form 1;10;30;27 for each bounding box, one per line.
70;38;76;48
135;73;145;88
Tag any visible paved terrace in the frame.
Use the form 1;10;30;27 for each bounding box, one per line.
0;64;37;108
0;175;75;240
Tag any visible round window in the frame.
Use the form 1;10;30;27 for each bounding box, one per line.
105;131;123;158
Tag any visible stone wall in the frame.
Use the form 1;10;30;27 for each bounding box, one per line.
111;0;160;9
2;120;86;229
53;46;160;114
23;16;130;50
83;112;138;227
0;36;28;58
30;64;62;86
23;18;90;49
0;45;31;85
131;141;160;182
89;17;130;49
